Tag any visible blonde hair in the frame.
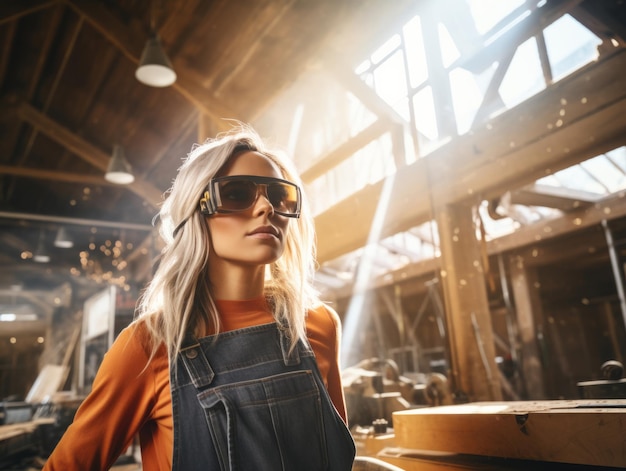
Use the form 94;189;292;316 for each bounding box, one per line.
136;125;319;361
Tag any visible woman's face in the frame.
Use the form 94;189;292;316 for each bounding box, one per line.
206;150;291;270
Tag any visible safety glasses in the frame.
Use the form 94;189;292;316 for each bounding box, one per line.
199;175;301;218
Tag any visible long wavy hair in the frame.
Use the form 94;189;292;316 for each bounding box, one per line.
136;125;319;361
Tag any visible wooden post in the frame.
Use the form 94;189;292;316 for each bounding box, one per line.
435;201;502;401
509;255;547;399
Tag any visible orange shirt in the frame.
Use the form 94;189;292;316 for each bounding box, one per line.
43;298;346;471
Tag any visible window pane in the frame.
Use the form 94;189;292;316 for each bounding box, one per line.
412;86;438;144
308;133;395;215
580;157;626;194
544;14;601;82
373;50;409;119
499;37;545;109
439;23;460;68
466;0;526;34
606;147;626;172
371;34;401;65
551;165;606;195
449;67;482;135
403;15;428;88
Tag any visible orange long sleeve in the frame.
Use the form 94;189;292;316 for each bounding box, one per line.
43;299;346;471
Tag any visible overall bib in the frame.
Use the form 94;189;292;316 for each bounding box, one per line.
170;322;356;471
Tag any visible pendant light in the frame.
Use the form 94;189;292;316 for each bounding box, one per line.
136;35;176;87
135;0;176;87
105;145;135;185
33;231;50;263
54;227;74;248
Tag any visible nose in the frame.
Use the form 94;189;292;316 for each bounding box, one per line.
251;184;275;216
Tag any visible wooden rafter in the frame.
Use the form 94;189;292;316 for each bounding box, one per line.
12;9;83;173
300;118;391;184
0;165;114;186
18;103;164;207
572;2;626;47
331;188;626;301
509;183;600;210
0;0;57;24
62;0;235;128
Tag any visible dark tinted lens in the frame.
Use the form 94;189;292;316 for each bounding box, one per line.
218;180;257;210
267;183;298;214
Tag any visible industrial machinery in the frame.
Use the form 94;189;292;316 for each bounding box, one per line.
342;358;453;430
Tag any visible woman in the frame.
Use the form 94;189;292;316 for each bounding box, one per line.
43;126;356;470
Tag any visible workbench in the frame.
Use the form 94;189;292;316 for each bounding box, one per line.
359;400;625;470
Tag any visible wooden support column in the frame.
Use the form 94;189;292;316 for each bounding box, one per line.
509;255;546;399
435;201;501;401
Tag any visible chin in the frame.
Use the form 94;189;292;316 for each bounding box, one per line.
242;249;284;266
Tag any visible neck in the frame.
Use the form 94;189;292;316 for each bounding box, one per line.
209;261;266;300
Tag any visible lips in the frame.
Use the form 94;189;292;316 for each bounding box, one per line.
248;225;280;238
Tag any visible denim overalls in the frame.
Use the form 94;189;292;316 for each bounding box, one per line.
170;322;356;470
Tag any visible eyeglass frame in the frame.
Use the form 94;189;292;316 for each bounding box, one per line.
199;174;302;218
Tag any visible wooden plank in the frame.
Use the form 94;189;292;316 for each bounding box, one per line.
392;400;626;468
376;447;604;470
0;418;54;441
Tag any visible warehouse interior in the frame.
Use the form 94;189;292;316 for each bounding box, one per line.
1;0;625;469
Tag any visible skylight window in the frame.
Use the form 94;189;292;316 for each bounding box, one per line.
536;148;626;197
466;0;526;35
499;37;544;109
544;14;601;82
403;16;428;88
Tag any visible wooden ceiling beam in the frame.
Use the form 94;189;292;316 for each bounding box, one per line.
18;103;164;207
0;0;57;24
508;183;599;211
572;2;626;47
0;14;16;89
489;191;626;256
11;5;82;177
456;0;584;74
26;3;64;101
314;50;626;264
330;190;626;301
209;0;294;95
300;118;391;184
0;210;153;232
0;164;113;186
325;51;406;125
145;110;198;181
62;0;235;128
0;231;32;253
